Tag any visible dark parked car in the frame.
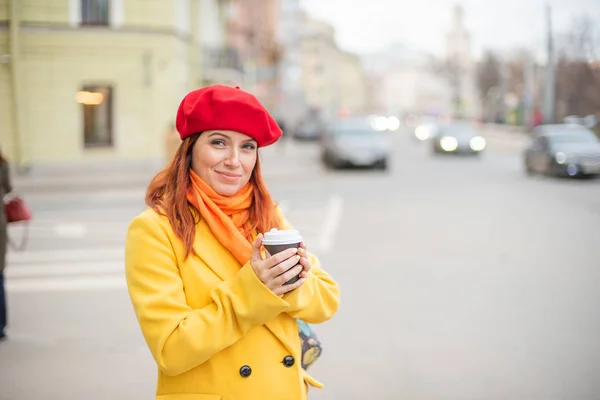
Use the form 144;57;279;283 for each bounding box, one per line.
530;123;592;137
524;127;600;177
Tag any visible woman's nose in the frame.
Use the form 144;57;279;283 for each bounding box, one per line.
223;150;241;168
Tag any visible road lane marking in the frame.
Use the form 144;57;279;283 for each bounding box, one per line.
8;247;124;264
6;262;123;278
53;223;88;238
5;260;126;292
6;275;126;293
319;194;343;253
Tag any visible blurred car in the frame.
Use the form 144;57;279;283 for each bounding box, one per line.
530;123;591;137
524;127;600;177
293;119;326;141
320;117;391;170
430;122;486;155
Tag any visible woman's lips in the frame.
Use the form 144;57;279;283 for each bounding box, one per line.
215;171;241;181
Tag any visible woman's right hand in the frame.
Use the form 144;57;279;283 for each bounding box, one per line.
250;234;306;295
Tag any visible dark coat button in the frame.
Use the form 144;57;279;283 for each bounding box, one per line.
282;355;295;367
239;365;252;377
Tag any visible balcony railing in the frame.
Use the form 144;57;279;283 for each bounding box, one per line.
203;46;243;72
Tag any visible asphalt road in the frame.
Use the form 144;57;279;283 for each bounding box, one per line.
2;131;600;400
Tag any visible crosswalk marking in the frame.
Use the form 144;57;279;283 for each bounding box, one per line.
8;247;124;264
319;194;344;252
5;196;343;293
6;259;126;293
6;275;126;293
6;262;123;279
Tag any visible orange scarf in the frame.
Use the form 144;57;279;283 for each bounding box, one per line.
186;169;255;265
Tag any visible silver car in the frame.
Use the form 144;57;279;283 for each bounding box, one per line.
320;117;391;170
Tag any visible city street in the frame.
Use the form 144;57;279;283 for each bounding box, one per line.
2;129;600;400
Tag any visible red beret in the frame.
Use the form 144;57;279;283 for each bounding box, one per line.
175;85;282;147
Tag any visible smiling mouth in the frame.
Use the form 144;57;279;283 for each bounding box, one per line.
215;171;241;178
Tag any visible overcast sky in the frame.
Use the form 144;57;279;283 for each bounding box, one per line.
299;0;600;58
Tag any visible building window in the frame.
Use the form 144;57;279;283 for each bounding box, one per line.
77;86;113;148
81;0;109;26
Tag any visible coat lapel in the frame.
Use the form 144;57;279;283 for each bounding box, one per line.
265;318;299;357
193;221;240;282
193;221;299;356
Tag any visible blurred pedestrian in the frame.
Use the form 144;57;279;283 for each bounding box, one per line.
125;84;340;399
0;150;12;340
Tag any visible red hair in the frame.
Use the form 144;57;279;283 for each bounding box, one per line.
146;134;281;260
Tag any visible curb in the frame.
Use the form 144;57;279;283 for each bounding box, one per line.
12;166;317;196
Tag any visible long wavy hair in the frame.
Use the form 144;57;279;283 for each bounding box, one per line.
145;133;281;260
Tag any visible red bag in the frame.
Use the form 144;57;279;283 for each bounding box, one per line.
5;195;32;223
4;194;31;251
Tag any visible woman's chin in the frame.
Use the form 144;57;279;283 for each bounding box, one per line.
213;182;242;197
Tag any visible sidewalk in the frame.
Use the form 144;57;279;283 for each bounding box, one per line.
11;141;321;195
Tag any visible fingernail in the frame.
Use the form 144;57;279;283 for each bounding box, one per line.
292;248;298;253
296;255;301;261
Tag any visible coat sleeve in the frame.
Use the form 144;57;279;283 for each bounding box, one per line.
125;213;291;376
276;208;340;323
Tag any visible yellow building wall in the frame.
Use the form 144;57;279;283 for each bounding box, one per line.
123;1;176;30
0;0;197;165
20;0;69;24
17;30;189;163
0;1;8;21
17;0;179;29
0;6;16;160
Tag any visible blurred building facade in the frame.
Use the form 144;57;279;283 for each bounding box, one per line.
227;0;282;113
1;0;203;167
199;0;244;87
361;5;481;120
299;16;338;121
276;0;306;128
445;4;479;118
362;43;454;118
1;0;366;167
335;50;367;117
299;15;367;123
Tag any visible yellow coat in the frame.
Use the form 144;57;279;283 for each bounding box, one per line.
125;207;340;400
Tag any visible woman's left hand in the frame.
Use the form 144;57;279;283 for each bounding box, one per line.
297;242;312;279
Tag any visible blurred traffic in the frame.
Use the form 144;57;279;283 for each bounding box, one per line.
2;0;600;399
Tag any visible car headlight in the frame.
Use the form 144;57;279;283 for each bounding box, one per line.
440;136;459;152
415;126;430;140
387;116;400;131
555;152;568;164
469;136;486;151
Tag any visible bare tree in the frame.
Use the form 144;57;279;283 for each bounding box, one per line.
475;51;502;121
560;16;599;61
554;16;600;121
476;51;502;101
555;59;600;118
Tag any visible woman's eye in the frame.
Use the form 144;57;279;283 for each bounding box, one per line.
242;143;256;150
211;140;226;146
